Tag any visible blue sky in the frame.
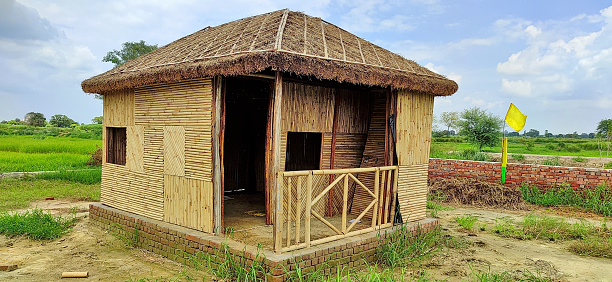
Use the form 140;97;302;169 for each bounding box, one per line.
1;0;611;134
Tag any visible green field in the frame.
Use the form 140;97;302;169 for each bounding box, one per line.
0;136;101;172
431;136;608;158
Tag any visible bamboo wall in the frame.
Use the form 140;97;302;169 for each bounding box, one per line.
395;90;434;222
279;81;371;216
101;78;214;233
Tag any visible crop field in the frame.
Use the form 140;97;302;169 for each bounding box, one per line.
431;136;608;158
0;136;101;172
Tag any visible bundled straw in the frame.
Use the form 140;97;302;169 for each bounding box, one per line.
429;178;527;210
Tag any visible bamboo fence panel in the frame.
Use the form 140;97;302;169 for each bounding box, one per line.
163;175;214;232
277;166;396;253
395;90;434;165
126;125;144;172
329;133;366;215
396;164;428;222
101;163;164;220
104;89;134;126
163;126;185;177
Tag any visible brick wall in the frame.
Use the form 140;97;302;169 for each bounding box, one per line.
89;203;438;281
429;158;611;189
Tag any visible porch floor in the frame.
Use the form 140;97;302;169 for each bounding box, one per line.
224;193;375;251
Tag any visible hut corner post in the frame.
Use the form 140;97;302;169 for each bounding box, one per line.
213;76;223;235
272;71;284;253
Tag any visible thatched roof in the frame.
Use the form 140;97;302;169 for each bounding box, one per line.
82;9;458;96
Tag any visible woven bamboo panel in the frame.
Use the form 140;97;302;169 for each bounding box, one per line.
396;90;434;165
164;174;213;232
281;81;335;133
135;78;214;181
126;125;144;172
320;133;332;169
101;163;164;220
103;89;134;126
397;164;428;222
164;126;185;177
352;95;386;215
330;133;367;215
335;89;371;134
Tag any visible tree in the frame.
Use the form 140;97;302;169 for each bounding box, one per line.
439;111;460;137
596;119;612;142
525;129;539;138
96;40;158;100
49;114;76;128
91;116;103;124
458;107;503;151
24;112;46;127
102;40;158;67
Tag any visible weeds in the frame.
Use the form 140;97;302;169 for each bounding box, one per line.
0;208;77;240
512;154;525;161
569;237;612;258
455;215;478;231
573;156;587;163
541;156;561;166
493;214;594;241
519;183;612;216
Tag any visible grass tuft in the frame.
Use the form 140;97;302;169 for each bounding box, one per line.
519;183;612;216
0;208;77;240
455;215;478;231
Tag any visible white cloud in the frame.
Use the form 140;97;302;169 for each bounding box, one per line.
524;25;541;38
501;79;532;97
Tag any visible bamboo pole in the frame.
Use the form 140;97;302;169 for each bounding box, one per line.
305;172;312;247
342;174;348;233
312;210;342;235
295;176;302;244
384;169;392;224
372;167;380;227
286;177;292;247
275;172;283;253
390;168;398;224
272;71;284;254
212;76;223;235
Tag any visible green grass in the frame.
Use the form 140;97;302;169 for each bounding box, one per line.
0;208;77;240
431;137;606;158
493;214;594;241
0;135;101;154
0;135;101;172
0;151;94;172
455;215;478;231
519;183;612;216
35;169;102;185
0;177;100;212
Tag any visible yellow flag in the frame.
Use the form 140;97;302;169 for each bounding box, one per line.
505;103;527;132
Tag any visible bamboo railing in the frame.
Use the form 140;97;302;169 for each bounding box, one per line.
274;166;398;253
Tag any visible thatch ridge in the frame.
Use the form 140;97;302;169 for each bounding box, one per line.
82;9;458;96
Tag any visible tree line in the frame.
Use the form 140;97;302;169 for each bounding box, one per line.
434;108;612;151
1;112;103;128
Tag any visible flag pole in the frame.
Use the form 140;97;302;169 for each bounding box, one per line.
501;123;507;184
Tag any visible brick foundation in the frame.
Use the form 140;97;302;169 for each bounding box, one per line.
89;203;438;281
429;158;611;189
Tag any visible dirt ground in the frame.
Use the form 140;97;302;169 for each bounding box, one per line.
427;205;612;281
0;200;210;281
2;200;611;281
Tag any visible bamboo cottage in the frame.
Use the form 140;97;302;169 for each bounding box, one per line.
83;9;457;271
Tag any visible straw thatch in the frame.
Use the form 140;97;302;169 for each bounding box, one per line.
82;9;458;96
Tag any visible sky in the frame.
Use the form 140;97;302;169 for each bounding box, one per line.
1;0;611;135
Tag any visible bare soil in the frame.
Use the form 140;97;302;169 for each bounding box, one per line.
1;200;611;281
0;200;210;281
428;205;612;281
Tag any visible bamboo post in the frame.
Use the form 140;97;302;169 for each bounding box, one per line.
286;177;292;247
390;167;398;224
342;174;348;234
212;76;223;235
305;172;312;247
295;176;302;244
372;167;380;228
274;172;283;253
272;71;284;254
384;168;392;224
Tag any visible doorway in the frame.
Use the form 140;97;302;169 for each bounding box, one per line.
223;77;270;230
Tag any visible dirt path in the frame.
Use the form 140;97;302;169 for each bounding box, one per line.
429;206;612;281
2;200;611;281
0;200;210;281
